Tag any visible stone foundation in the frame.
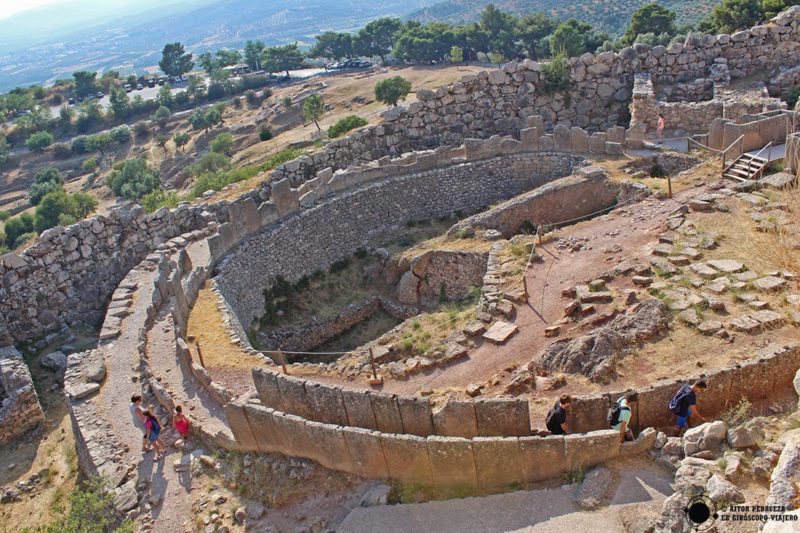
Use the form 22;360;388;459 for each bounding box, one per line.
0;346;44;447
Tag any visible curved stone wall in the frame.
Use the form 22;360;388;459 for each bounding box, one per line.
214;151;585;338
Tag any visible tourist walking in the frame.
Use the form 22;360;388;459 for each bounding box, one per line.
610;392;638;443
669;379;707;436
546;394;572;435
657;113;665;144
130;394;151;452
173;405;191;442
143;409;166;460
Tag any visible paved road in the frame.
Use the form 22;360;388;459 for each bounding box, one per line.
339;463;673;533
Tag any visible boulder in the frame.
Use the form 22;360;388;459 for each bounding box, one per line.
727;425;757;449
706;473;744;504
396;271;420;305
683;421;727;456
40;351;67;372
574;466;613;510
766;437;800;510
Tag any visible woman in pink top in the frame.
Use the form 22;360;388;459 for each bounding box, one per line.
173;405;190;440
657;114;665;144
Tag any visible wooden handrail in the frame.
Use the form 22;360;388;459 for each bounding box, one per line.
721;134;745;175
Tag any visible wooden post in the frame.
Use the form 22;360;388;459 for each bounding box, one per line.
667;174;673;198
195;339;206;368
278;349;288;374
367;347;383;386
537;226;543;246
522;275;529;301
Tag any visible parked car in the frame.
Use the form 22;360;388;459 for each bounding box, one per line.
157;78;166;86
137;83;144;90
124;84;132;92
96;91;104;99
68;97;76;105
147;79;156;88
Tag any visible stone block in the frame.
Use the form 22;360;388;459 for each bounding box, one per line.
224;402;259;452
427;436;478;489
370;392;405;434
432;400;478;437
275;375;311;419
620;428;658;457
233;197;260;236
381;434;433;484
568;394;610;434
271;178;300;216
605;142;624;156
303;420;354;471
520;127;539;151
304;383;348;425
637;379;683;429
207;234;226;261
342;388;379;430
272;411;314;458
589;133;607;154
519;435;566;483
344;427;389;479
257;201;278;227
482;321;518;344
242;404;287;455
397;396;435;437
218;222;239;252
473;437;523;488
475;398;530;436
554;124;571;151
570;127;589;153
252;368;284;411
564;430;620;471
606;126;625;144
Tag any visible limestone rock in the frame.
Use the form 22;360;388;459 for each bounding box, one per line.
683;421;727;456
574;466;612;510
40;351;67;371
396;271;420;305
727;425;756;449
706;473;744;504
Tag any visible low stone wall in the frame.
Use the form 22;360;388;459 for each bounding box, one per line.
214;150;585;341
709;111;791;154
393;250;489;307
257;297;381;352
446;166;624;239
0;346;44;447
226;399;633;488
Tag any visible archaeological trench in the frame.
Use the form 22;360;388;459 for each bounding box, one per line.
4;7;800;525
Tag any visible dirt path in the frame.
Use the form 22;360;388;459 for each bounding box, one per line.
338;457;673;533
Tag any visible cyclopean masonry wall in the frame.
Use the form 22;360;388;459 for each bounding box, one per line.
214;148;586;341
0;346;45;447
267;7;800;185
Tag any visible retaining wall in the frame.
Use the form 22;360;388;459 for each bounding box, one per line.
709;111;791;154
214;150;585;340
0;346;45;447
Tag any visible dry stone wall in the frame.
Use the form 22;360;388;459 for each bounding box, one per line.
214;151;585;338
269;8;800;184
0;346;44;447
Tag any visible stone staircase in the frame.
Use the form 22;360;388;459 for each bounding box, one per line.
723;152;769;182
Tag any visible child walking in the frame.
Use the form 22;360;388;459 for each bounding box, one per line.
143;409;166;460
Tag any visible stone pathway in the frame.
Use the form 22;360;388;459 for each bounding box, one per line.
338;463;672;533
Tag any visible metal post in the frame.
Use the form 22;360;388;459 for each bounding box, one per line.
195;339;206;368
278;349;288;374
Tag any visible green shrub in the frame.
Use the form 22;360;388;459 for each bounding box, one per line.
34;190;97;233
26;130;55;152
329;257;351;274
188;152;231;177
133;121;150;138
0;210;9;222
106;158;161;200
82;157;98;174
259;126;273;142
281;96;292;107
109;125;132;144
541;53;572;94
4;213;34;248
141;189;180;213
29;167;65;205
173;132;191;151
71;135;89;154
41;477;134;533
51;143;72;159
374;76;412;107
328;115;368;138
210;132;235;155
263;148;301;170
152;106;172;128
190;165;260;198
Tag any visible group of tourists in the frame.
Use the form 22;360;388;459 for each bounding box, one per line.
129;394;192;461
545;379;709;441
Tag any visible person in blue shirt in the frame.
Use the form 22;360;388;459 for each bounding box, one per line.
671;380;708;436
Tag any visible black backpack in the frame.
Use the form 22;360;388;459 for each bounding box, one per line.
607;399;630;427
669;384;691;415
545;405;560;431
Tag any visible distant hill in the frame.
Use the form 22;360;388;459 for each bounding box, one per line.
0;0;434;92
409;0;722;36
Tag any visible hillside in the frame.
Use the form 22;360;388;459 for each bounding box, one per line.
409;0;722;35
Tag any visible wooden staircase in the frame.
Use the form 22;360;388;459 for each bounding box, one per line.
723;153;768;182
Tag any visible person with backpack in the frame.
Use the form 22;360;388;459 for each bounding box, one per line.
129;394;150;453
143;409;166;461
546;394;572;435
610;392;638;444
669;379;708;436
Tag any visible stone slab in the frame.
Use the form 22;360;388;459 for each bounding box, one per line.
427;436;478;489
473;437;524;488
380;434;433;484
342;388;379;430
397;396;435;437
252;368;284;411
305;383;348;425
519;435;566;483
370;393;405;434
303;420;354;471
482;321;519;344
564;430;620;471
275;375;311;419
432;400;478;437
343;427;389;479
475;398;530;437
